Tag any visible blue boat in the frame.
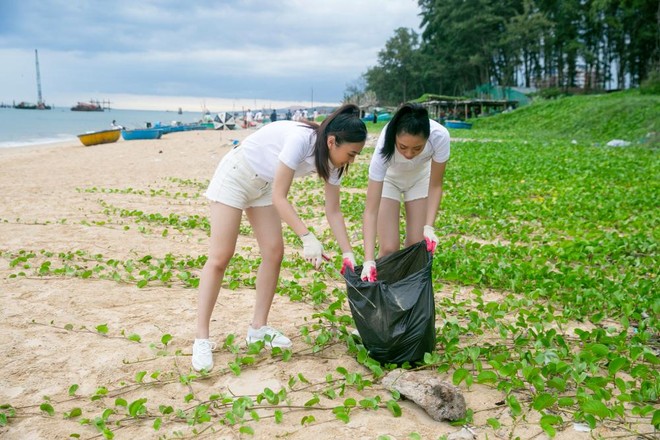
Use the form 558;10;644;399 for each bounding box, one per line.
444;120;472;129
153;122;190;134
121;128;163;140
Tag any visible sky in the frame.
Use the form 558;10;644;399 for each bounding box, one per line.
0;0;422;112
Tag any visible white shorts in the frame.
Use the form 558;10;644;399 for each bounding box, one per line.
204;147;272;209
381;166;430;202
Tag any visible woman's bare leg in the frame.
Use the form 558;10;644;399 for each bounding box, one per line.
195;202;243;339
377;197;402;258
245;205;284;328
403;198;428;247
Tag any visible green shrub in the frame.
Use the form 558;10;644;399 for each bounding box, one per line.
640;69;660;95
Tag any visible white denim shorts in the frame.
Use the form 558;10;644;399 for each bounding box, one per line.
381;165;431;202
204;147;272;209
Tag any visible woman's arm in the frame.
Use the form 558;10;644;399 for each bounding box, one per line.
425;160;447;226
362;179;384;262
272;162;308;236
324;181;352;253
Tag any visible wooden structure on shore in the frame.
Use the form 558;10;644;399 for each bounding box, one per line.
416;94;519;121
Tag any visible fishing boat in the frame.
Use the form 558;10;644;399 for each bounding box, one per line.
14;101;51;110
121;128;163;141
77;129;121;146
71;101;104;112
444;120;472;129
153;121;189;134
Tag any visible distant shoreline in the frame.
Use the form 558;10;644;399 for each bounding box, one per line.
0;138;78;154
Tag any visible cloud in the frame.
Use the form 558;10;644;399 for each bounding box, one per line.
0;0;421;110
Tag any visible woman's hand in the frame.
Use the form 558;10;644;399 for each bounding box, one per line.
423;225;438;253
340;252;356;275
300;232;324;269
361;260;377;282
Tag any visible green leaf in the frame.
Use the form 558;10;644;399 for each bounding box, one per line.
540;414;561;437
452;368;469;386
476;370;497;384
558;397;574;407
533;393;557;412
127;333;141;342
65;407;82;419
581;399;610;418
608;357;628;376
386;400;402;417
153;417;162;431
652;409;660;428
239;426;254;435
506;394;522;416
135;371;146;383
161;334;172;346
547;377;566;392
486;418;501;429
40;403;55;416
587;343;609;358
114;398;127;408
301;415;315;425
96;324;108;334
333;406;350;423
343;398;357;408
68;384;79;396
128;398;147;418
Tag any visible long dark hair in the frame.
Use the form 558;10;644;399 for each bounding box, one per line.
381;103;430;162
300;104;367;181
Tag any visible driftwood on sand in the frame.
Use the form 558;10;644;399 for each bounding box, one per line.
381;369;467;422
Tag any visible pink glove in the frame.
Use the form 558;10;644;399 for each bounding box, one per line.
361;260;377;282
423;225;438;253
340;252;356;275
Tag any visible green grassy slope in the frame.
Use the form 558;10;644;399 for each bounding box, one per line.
469;90;659;145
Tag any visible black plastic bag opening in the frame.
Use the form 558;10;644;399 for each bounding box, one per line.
343;241;435;365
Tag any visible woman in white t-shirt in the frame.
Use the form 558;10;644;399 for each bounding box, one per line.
192;104;367;371
361;103;450;281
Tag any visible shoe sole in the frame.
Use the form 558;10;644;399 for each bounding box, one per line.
192;362;213;372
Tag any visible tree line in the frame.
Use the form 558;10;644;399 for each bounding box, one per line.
348;0;659;106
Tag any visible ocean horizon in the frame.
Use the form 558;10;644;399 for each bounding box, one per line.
0;106;218;149
0;102;342;149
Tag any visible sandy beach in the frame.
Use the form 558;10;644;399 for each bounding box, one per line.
0;129;648;440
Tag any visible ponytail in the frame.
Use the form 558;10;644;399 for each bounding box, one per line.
381;103;430;162
306;104;367;181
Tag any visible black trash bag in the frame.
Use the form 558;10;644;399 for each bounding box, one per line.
343;241;435;365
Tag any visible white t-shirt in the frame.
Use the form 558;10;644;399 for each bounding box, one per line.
241;120;342;185
368;119;450;182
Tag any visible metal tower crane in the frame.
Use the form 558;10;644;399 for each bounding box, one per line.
34;49;49;109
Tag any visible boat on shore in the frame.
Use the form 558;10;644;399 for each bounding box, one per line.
121;128;163;141
71;102;104;112
77;129;121;146
444;120;473;129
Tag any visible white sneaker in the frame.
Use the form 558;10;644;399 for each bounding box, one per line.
192;339;217;371
246;326;292;348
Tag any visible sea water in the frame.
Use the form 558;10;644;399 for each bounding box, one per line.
0;107;205;149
